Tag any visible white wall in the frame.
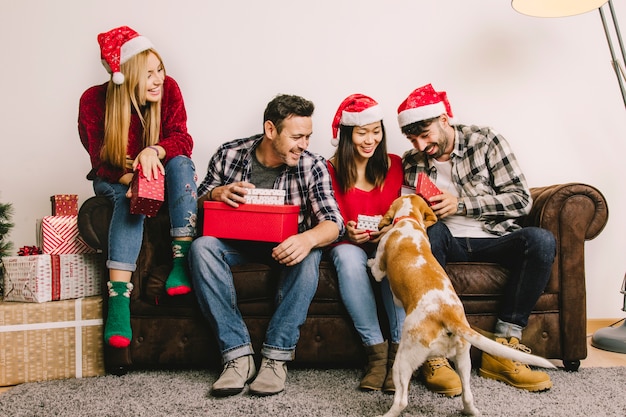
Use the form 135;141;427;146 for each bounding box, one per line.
1;0;624;319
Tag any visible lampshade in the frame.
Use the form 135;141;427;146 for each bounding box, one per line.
511;0;608;18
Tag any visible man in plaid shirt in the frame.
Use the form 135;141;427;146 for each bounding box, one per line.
398;84;556;396
190;94;344;398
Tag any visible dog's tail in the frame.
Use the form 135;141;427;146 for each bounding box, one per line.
459;327;556;369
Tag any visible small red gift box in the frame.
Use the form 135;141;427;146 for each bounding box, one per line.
129;167;164;217
415;172;442;206
50;195;78;216
203;201;299;242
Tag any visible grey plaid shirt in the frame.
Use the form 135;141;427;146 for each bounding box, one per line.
198;134;345;236
402;124;531;236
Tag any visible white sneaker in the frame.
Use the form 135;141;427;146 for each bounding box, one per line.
249;358;287;396
211;355;256;397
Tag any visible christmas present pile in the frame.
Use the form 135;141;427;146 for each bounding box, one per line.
2;194;103;303
203;188;298;242
0;296;105;386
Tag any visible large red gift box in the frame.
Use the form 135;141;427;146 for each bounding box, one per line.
38;215;96;254
50;194;78;216
203;201;299;242
2;254;103;303
130;167;164;217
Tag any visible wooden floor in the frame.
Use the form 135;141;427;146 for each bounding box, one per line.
1;319;625;395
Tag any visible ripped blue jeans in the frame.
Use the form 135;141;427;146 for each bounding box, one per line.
93;155;197;272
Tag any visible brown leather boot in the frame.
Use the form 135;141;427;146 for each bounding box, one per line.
382;342;399;393
420;357;462;397
479;337;552;392
359;342;388;391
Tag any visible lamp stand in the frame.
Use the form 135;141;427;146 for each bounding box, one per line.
592;320;626;353
598;0;626;108
591;273;626;354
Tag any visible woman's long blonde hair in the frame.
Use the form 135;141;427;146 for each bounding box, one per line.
100;49;165;169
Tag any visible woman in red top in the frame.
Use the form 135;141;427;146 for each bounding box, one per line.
78;26;197;349
327;94;405;393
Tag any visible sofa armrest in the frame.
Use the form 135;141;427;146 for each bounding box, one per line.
523;183;609;361
78;196;113;253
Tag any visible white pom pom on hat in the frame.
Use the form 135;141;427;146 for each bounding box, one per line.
97;26;154;85
331;94;384;147
397;83;454;128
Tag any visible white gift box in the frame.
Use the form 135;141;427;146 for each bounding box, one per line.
357;214;383;231
244;188;286;205
2;254;104;302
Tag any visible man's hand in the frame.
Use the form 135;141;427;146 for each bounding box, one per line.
429;191;460;219
272;233;315;266
211;182;255;207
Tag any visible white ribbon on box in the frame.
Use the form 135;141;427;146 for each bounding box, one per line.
0;298;103;378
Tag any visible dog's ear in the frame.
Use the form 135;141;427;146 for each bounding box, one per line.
419;197;438;228
378;196;400;229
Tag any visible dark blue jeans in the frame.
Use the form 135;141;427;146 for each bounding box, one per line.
427;222;556;329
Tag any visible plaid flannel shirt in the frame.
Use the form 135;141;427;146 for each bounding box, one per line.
402;124;531;236
198;134;345;236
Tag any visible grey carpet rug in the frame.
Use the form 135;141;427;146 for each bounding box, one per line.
0;367;624;417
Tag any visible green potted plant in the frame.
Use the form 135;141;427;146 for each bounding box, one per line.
0;201;14;300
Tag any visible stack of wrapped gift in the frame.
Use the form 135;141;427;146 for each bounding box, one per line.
2;194;103;303
0;195;106;385
203;188;299;242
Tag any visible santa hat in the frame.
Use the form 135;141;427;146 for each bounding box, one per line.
331;94;383;146
97;26;154;85
397;84;453;128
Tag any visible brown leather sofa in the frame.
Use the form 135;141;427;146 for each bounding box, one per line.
77;183;608;375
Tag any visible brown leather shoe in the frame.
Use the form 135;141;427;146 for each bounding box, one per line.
479;337;552;392
382;342;399;394
420;357;462;397
360;342;388;391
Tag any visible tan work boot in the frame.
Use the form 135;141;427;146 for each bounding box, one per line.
382;342;399;393
360;341;389;391
249;358;287;396
211;355;256;397
420;357;462;397
479;337;552;392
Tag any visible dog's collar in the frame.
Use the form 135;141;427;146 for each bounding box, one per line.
393;216;419;225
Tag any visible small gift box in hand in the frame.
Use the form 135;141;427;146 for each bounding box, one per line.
357;214;383;231
402;173;442;206
130;165;164;217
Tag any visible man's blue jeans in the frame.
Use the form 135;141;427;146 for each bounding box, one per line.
329;243;405;346
427;222;556;333
93;155;197;272
189;236;321;363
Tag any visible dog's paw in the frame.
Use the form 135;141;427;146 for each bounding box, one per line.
462;405;481;416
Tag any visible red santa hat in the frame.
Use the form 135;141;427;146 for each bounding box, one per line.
397;84;454;128
331;94;383;146
97;26;154;85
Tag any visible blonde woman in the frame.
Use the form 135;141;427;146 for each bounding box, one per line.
79;26;197;348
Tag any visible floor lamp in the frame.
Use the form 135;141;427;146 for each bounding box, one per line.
511;0;626;354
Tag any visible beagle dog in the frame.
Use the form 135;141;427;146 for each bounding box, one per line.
368;195;555;417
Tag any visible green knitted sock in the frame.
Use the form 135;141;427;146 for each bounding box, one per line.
165;240;192;296
104;281;133;348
